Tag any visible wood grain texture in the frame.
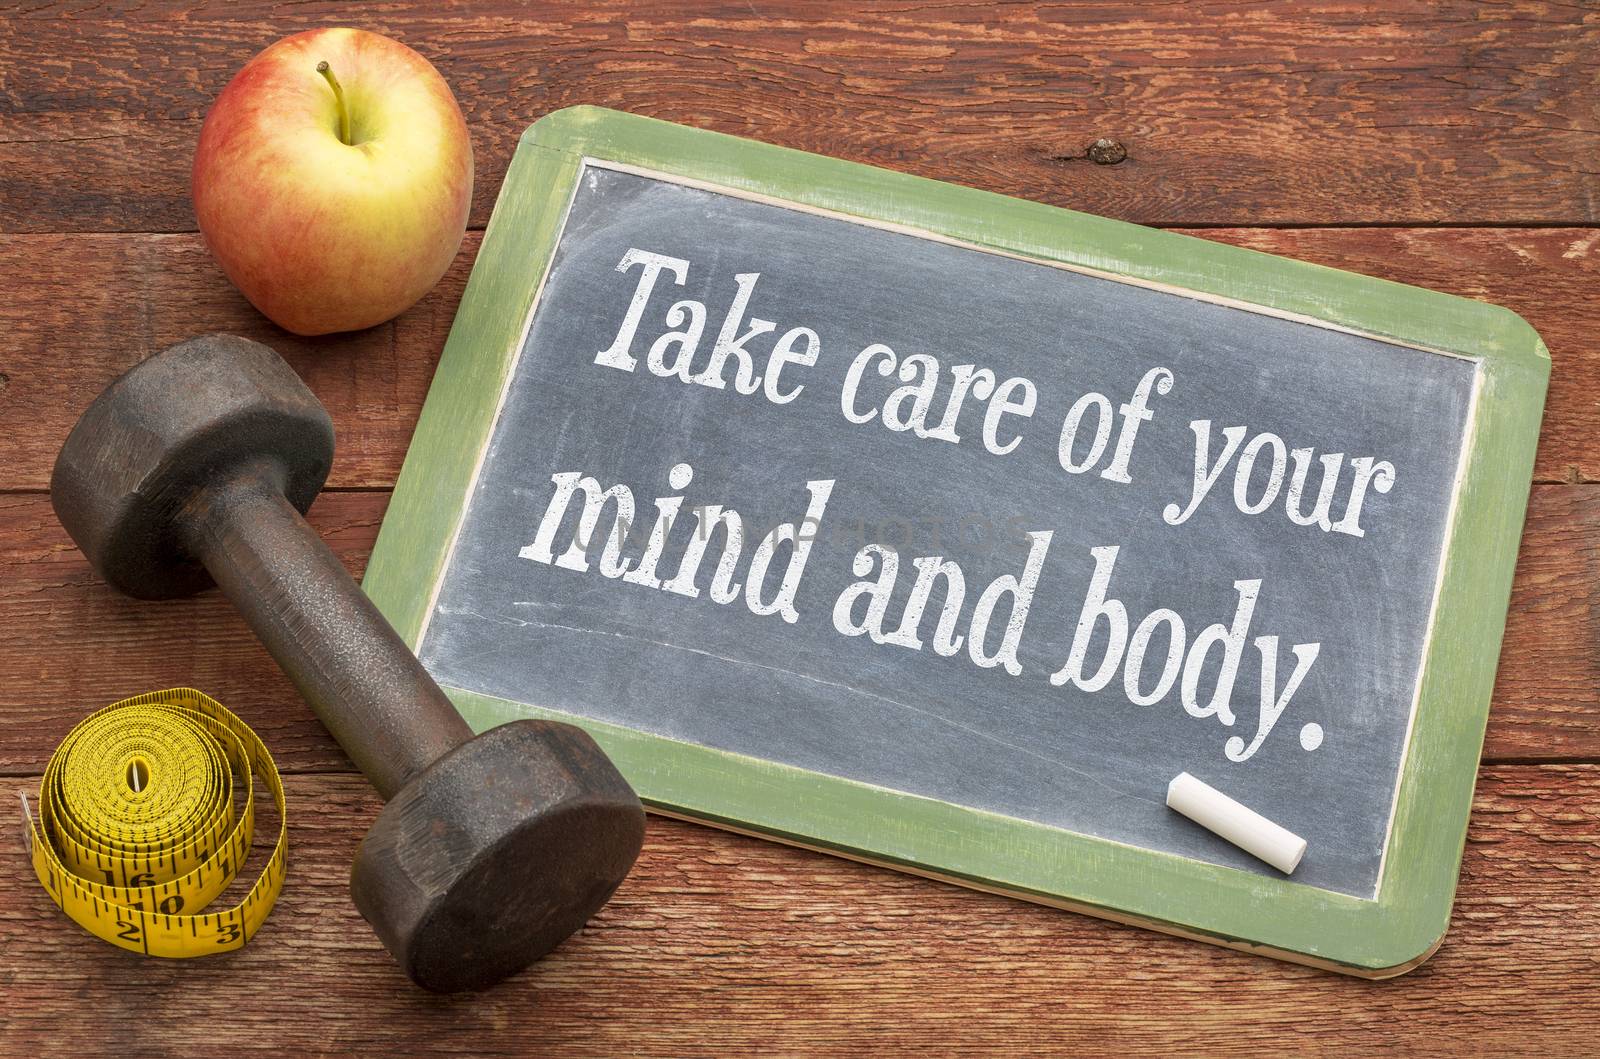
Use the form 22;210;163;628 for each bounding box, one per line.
1;766;1596;1057
4;1;1596;1049
0;484;1593;774
3;1;1599;232
3;225;1597;490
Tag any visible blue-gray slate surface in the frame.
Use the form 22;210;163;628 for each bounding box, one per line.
419;166;1476;899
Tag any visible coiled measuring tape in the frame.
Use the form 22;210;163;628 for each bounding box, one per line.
21;688;287;957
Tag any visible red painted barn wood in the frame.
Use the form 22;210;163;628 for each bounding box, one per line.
1;1;1595;1054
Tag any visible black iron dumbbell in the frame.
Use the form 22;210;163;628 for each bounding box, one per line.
51;334;645;991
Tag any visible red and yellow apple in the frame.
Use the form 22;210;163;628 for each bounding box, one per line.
192;28;473;336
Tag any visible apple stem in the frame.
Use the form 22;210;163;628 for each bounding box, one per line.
316;60;352;146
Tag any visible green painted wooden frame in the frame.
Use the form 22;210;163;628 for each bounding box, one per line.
363;106;1548;976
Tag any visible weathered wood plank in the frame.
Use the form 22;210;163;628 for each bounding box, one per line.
1497;484;1600;762
5;0;1593;1049
3;1;1598;231
1;226;1592;488
0;491;372;774
0;765;1595;1056
0;485;1594;771
0;231;474;493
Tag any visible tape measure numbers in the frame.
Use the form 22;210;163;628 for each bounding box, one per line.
23;688;287;957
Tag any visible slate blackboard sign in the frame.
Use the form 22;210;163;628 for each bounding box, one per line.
365;108;1548;975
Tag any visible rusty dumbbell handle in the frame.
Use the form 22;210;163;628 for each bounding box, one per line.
178;460;471;800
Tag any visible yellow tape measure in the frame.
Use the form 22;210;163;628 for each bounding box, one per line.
22;688;287;957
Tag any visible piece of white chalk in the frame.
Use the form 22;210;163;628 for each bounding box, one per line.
1166;772;1306;875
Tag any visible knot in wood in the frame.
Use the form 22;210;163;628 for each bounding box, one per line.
1085;137;1128;165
